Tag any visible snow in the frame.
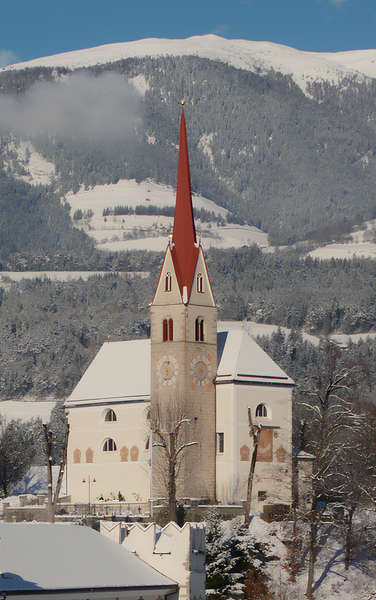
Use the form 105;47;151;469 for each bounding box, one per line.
248;514;376;599
308;242;376;260
0;522;177;592
5;35;375;96
66;339;151;405
0;271;150;290
67;179;269;251
10;140;55;185
217;326;294;385
0;400;56;425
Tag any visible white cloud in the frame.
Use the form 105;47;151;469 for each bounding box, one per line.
326;0;348;6
0;72;140;141
0;49;18;68
211;24;228;36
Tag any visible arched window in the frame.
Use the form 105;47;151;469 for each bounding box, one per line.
196;317;204;342
197;273;203;293
103;438;117;452
165;272;172;292
105;409;117;422
163;317;173;341
255;404;268;418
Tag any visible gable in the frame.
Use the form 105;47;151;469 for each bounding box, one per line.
152;245;182;305
189;247;216;307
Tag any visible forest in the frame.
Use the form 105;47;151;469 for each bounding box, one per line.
2;56;376;244
2;244;376;400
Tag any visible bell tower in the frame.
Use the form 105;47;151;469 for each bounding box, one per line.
150;103;217;501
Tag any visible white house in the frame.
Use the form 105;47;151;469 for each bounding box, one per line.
0;522;178;600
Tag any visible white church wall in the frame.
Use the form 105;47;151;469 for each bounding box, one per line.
216;382;292;507
67;402;151;503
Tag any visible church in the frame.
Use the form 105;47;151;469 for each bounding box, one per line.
64;104;294;510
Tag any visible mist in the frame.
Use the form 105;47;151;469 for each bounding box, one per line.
0;71;141;141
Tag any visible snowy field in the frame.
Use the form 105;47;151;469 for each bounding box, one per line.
5;35;376;96
67;179;270;251
0;400;56;424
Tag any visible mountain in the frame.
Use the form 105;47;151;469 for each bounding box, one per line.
2;36;376;248
5;35;376;94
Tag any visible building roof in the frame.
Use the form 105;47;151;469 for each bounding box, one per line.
171;105;199;299
65;324;293;407
65;339;151;407
0;522;177;593
217;324;294;386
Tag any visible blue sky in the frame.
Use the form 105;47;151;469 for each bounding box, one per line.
1;0;375;67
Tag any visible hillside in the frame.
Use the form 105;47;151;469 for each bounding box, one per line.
2;38;376;246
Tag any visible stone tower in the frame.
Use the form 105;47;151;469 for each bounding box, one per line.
150;104;217;501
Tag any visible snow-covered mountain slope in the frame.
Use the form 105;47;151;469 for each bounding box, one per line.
5;36;376;94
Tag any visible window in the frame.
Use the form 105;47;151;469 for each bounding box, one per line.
105;409;117;422
217;432;224;454
163;318;173;341
197;273;203;293
165;272;172;292
195;317;204;342
103;438;117;452
256;404;268;417
258;491;268;502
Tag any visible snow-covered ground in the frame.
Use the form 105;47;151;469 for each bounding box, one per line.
0;271;149;291
67;179;269;251
10;140;55;186
0;400;56;425
4;35;376;96
248;513;376;600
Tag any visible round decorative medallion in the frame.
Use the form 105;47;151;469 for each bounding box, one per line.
190;354;211;387
157;354;178;387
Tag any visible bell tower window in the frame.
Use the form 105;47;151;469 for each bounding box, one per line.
165;272;172;292
195;317;204;342
163;318;174;341
197;273;203;293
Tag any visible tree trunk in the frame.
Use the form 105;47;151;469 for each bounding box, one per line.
168;432;176;522
43;425;53;523
306;504;318;598
244;409;260;526
52;425;69;517
344;506;355;570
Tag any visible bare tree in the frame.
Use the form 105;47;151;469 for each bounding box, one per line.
301;363;361;598
43;422;69;523
149;397;199;522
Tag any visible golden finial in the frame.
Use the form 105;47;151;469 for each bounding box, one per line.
181;100;185;105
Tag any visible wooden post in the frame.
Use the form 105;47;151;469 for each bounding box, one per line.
244;407;261;526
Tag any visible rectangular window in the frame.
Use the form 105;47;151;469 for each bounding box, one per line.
258;491;268;502
217;432;224;454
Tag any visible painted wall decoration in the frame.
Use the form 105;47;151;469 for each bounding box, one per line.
256;429;273;462
240;444;250;462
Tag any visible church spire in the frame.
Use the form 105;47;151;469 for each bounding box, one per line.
171;102;199;300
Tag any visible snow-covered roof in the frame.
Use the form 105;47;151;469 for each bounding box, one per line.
66;324;293;408
65;339;150;407
217;323;294;386
0;523;177;593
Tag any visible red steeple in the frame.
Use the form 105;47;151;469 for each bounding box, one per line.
171;103;199;300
